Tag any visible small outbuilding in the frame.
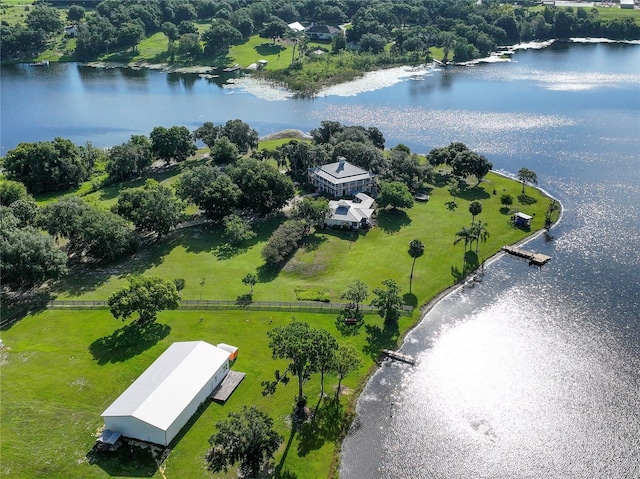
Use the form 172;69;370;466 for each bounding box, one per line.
101;341;230;446
513;212;532;227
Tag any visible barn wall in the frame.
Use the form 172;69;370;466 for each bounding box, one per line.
164;360;229;445
103;415;166;445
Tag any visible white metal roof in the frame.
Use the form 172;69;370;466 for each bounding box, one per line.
329;196;375;223
288;22;305;32
101;341;229;431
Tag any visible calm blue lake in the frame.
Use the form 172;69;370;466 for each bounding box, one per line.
2;41;640;477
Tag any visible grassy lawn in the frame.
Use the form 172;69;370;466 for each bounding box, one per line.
229;36;293;70
0;0;35;26
4;157;557;478
528;5;640;24
1;309;400;479
593;6;640;23
50;170;553;306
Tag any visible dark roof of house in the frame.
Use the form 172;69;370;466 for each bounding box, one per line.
305;25;340;35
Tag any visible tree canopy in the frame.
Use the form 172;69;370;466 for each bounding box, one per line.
341;279;369;313
176;165;241;221
3;138;93;194
408;239;425;293
207;406;283;478
150;125;196;164
105;135;153;182
518;167;538;193
0;208;67;289
261;219;307;266
267;320;318;408
333;342;361;400
370;279;405;324
377;181;414;210
228;158;295;217
114;179;185;237
40;196;137;262
0;180;30;206
107;275;180;325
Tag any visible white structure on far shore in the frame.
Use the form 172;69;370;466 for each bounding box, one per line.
101;341;230;446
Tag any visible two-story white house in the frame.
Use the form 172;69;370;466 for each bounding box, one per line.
308;157;375;198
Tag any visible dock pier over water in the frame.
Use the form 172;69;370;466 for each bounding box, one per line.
502;245;551;266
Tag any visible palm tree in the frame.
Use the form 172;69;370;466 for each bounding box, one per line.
408;239;425;293
472;221;489;254
454;226;476;253
469;201;482;223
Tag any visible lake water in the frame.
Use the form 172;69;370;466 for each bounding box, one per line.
2;41;640;477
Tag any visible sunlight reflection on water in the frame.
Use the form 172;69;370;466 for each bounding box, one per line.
342;272;640;479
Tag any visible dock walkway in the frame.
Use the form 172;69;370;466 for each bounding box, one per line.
502;245;551;266
382;349;416;365
211;370;245;403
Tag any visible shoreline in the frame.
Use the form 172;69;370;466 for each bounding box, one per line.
8;37;635;101
332;179;562;476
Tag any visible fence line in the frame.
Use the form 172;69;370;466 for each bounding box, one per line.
46;299;414;316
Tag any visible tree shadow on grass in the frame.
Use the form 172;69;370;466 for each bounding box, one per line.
457;186;491;201
334;309;364;337
362;321;400;362
376;209;411;234
274;423;298;479
0;289;53;330
89;321;171;365
517;194;537;205
215;243;246;260
235;293;253;306
86;439;161;478
297;397;348;457
255;43;286;56
257;263;280;284
302;234;327;252
450;252;480;283
403;292;418;308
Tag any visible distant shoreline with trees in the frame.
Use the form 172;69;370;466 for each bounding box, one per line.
2;0;639;95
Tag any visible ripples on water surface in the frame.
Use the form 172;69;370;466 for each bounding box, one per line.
342;258;640;479
341;43;640;479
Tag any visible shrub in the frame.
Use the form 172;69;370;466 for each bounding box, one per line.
500;193;513;206
261;219;307;266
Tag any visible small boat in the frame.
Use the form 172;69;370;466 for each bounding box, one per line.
222;63;240;73
29;60;50;66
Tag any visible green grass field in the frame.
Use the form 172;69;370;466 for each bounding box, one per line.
529;5;640;24
2;158;556;478
1;309;399;479
50;171;552;308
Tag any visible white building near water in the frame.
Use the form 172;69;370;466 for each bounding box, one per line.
308;157;376;198
325;193;375;229
101;341;229;446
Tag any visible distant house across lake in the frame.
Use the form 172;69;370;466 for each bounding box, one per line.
305;24;340;40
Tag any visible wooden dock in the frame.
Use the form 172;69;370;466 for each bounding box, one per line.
382;349;416;365
502;245;551;266
210;370;245;403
